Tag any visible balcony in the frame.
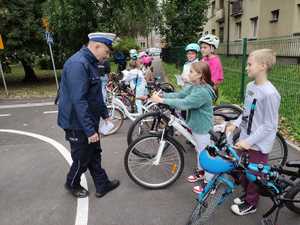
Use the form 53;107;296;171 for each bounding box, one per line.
215;9;225;22
231;0;243;17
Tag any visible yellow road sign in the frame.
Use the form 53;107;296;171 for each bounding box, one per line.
0;34;4;49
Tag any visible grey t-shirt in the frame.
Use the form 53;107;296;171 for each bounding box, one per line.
234;81;281;154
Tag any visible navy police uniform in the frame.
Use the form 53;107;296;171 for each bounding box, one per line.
57;33;116;195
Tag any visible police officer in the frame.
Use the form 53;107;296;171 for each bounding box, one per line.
58;32;120;198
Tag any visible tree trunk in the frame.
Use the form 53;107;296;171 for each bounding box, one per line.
20;60;38;82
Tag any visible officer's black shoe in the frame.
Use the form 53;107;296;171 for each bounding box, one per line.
95;179;120;198
64;183;89;198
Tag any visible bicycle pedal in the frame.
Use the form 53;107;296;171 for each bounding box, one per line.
261;218;274;225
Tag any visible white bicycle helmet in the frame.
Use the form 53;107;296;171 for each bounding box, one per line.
185;43;200;53
198;34;220;49
129;49;137;55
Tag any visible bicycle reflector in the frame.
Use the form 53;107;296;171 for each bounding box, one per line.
199;146;235;174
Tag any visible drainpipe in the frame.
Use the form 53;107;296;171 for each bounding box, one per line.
227;0;231;56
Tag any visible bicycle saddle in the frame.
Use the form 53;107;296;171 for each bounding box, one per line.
286;160;300;168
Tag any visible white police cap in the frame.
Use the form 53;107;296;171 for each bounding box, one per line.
88;32;116;46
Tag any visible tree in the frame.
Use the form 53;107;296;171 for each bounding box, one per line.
44;0;161;65
0;0;46;82
160;0;209;46
93;0;161;37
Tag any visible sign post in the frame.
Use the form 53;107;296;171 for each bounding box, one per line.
45;31;59;90
0;34;8;96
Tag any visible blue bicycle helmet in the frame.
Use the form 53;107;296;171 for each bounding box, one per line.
199;146;235;174
130;53;138;60
185;43;200;53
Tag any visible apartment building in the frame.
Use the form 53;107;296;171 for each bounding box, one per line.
202;0;300;42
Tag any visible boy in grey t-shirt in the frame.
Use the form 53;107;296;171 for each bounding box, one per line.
226;49;281;216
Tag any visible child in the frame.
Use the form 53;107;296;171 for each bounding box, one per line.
198;34;223;87
98;60;110;103
150;61;217;194
129;49;138;60
121;60;147;114
180;43;200;85
226;49;280;216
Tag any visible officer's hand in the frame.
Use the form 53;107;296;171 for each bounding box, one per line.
105;117;112;123
88;133;100;143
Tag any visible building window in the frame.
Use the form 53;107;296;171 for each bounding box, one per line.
231;0;243;17
250;17;258;38
235;22;242;40
140;42;145;48
270;9;279;23
212;29;216;35
211;1;216;16
219;26;224;43
219;0;224;9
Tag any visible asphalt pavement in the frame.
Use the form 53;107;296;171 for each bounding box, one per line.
0;57;300;225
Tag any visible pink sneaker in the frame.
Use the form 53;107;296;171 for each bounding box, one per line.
186;170;205;183
193;185;204;194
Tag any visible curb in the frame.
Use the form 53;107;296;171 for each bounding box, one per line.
287;141;300;152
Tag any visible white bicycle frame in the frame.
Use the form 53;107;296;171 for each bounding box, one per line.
153;114;198;165
110;93;157;121
153;115;233;165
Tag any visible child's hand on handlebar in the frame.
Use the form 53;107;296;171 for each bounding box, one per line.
150;92;163;103
234;139;251;150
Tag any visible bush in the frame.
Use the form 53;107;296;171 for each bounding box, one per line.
37;55;52;70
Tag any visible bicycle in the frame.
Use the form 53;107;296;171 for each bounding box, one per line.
126;103;288;166
186;130;300;225
124;113;198;189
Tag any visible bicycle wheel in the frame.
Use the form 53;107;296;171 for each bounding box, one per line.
186;183;227;225
126;112;170;145
213;104;288;166
213;104;242;125
100;105;124;136
269;132;288;166
285;181;300;214
124;133;184;189
160;82;175;93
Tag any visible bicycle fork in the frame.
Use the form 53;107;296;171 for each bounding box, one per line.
153;129;166;166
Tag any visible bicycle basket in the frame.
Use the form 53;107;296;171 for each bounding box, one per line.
199;146;235;174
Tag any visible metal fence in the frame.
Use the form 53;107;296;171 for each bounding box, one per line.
217;36;300;58
161;37;300;139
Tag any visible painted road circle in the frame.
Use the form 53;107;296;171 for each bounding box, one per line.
0;129;89;225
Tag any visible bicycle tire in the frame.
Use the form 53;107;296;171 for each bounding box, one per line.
160;82;175;93
126;112;170;145
213;104;288;166
101;105;124;136
186;182;227;225
284;181;300;214
269;132;288;166
124;133;185;189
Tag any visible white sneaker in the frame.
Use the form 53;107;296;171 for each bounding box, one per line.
231;202;257;216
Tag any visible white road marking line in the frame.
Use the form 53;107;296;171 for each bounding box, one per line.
0;113;11;117
0;102;54;109
0;129;89;225
43;110;58;114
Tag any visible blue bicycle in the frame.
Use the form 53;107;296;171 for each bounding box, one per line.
186;130;300;225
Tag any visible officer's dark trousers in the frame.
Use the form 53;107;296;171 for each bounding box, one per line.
65;129;109;192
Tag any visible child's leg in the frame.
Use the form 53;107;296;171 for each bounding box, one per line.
193;133;212;179
243;150;268;207
135;84;145;114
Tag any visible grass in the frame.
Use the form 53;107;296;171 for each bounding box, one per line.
0;62;118;100
162;61;300;142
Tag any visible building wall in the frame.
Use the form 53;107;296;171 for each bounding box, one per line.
136;30;162;50
203;0;300;42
